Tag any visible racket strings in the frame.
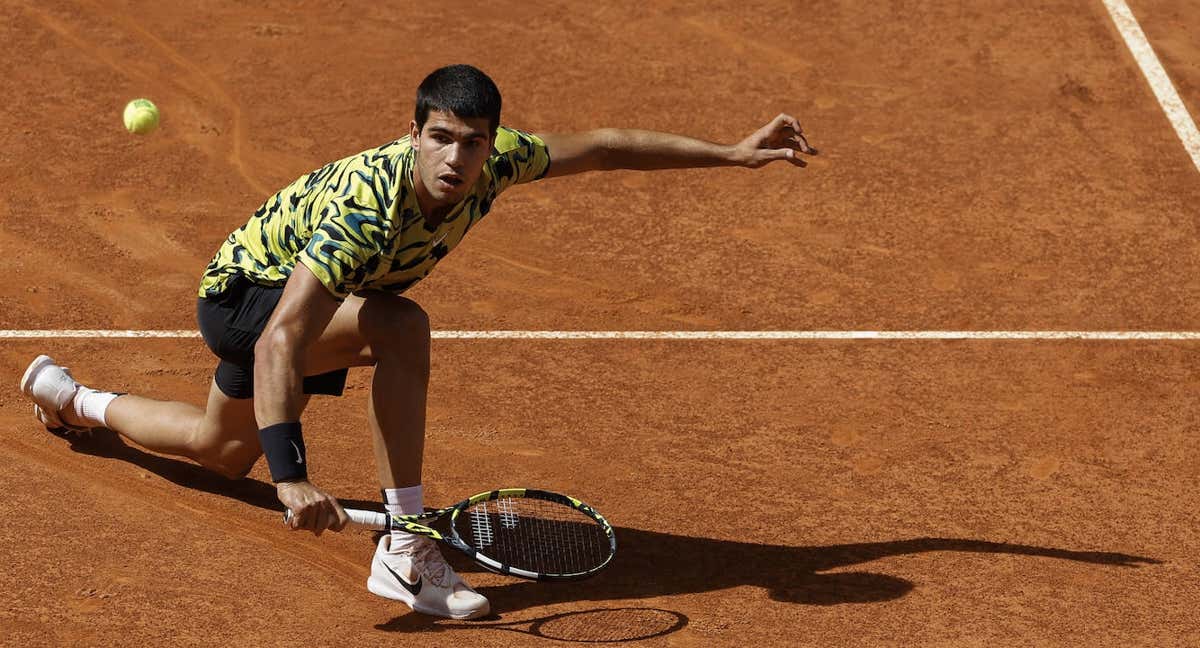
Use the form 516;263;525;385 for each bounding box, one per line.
458;497;611;575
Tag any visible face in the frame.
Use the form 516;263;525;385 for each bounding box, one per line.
410;110;494;207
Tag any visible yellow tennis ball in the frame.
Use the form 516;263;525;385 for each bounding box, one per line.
123;98;160;135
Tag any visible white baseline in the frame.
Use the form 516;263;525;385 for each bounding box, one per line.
1;330;1199;340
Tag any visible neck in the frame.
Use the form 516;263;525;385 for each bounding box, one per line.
412;150;458;226
412;170;451;224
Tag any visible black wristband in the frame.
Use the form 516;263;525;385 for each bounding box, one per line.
258;421;308;483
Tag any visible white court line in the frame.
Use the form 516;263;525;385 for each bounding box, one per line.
1;330;1200;340
1102;0;1200;173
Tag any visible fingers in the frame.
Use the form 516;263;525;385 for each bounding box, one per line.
775;113;818;155
290;506;308;530
793;132;818;155
331;501;350;532
752;148;805;168
296;502;316;532
313;503;328;537
278;482;344;535
309;496;342;535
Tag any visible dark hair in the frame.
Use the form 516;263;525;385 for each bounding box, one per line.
414;64;502;134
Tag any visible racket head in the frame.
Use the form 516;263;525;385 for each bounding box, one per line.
447;489;616;581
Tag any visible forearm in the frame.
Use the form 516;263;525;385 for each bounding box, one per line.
595;128;742;171
253;330;307;427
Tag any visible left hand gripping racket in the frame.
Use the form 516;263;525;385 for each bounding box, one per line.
284;488;616;581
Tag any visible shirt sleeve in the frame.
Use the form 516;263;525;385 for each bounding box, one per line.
296;187;387;300
488;126;552;195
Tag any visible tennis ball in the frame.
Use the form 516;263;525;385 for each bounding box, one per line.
123;98;160;135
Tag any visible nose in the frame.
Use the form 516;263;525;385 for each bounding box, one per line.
445;142;465;169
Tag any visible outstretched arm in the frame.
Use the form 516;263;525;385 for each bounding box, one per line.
537;113;817;178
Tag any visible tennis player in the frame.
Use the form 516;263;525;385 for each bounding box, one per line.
20;64;816;619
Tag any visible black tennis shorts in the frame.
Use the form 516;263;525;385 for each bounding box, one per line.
196;277;347;400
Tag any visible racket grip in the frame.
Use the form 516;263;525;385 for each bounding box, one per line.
346;508;390;530
281;507;390;530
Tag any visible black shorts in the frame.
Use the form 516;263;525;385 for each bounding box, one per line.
196;277;347;400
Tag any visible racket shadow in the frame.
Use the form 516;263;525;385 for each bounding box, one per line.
376;606;689;643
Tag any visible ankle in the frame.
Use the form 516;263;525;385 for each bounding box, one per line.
72;388;120;428
59;393;88;428
382;485;425;549
388;533;424;553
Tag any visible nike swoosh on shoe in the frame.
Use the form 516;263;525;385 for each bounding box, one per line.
383;562;422;596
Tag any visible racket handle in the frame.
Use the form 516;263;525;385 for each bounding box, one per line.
282;507;390;530
346;508;390;530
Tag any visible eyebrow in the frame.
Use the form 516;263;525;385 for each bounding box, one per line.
427;126;488;140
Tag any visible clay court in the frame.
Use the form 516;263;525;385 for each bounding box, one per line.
3;0;1199;645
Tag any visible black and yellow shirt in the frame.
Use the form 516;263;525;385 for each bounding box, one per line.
198;127;550;300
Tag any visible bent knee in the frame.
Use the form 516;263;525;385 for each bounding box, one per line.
209;459;256;480
189;431;260;479
359;294;431;353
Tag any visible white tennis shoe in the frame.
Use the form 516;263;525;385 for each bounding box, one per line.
19;355;84;432
367;534;490;620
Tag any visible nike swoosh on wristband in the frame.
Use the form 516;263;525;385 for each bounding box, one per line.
384;562;422;596
290;440;304;465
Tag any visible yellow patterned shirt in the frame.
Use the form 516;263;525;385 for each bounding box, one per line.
198;127;550;300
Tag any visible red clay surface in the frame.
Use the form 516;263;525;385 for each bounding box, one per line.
3;1;1199;646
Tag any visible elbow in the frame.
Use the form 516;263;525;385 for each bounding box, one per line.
592;128;622;170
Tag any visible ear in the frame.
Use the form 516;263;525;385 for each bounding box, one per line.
409;119;420;149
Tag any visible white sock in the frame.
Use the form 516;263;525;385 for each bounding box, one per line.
74;388;119;428
382;485;424;551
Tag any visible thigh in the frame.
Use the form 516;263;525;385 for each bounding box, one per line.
197;281;282;367
201;283;357;398
194;379;259;467
303;290;430;375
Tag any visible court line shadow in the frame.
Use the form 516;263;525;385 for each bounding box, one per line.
61;430;1161;620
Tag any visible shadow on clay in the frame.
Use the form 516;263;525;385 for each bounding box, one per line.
458;532;1160;617
375;606;690;642
62;429;1161;623
57;427;380;512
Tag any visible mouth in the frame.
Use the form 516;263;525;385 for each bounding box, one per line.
436;173;464;190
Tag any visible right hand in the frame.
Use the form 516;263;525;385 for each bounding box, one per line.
278;480;349;536
733;112;818;168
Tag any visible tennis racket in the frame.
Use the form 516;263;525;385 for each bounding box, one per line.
284;488;616;581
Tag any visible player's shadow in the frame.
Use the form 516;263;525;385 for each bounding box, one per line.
56;428;380;512
61;430;1161;621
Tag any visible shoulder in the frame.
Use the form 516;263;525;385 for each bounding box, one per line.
318;138;414;214
492;127;546;155
486;127;551;188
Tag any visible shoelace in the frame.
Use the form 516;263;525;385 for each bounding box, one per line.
396;538;452;588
